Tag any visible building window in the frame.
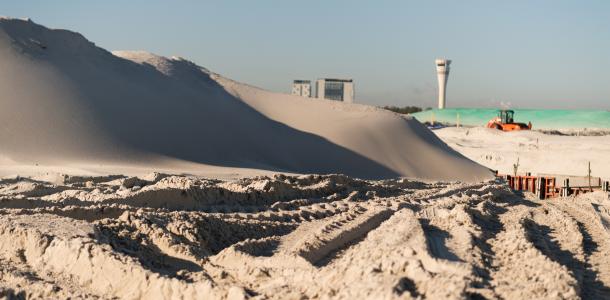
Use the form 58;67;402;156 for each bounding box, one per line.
325;82;344;101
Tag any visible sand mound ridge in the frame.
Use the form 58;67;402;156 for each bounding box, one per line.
0;17;490;181
1;173;610;299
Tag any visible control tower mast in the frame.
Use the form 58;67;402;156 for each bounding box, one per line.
435;58;451;109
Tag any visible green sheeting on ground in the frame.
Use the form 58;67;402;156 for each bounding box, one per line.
411;108;610;129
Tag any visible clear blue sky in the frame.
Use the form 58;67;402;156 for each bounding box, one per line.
4;1;610;109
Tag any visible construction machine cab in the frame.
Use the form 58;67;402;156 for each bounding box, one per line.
498;110;514;124
487;109;532;131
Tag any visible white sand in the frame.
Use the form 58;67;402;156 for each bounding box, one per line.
433;127;610;180
0;18;490;182
1;173;609;299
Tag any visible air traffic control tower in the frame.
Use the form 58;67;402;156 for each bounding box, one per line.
435;58;451;109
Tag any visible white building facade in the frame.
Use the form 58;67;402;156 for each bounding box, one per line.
435;58;451;109
315;78;354;103
291;80;312;97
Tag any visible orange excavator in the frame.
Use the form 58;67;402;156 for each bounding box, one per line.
486;110;532;131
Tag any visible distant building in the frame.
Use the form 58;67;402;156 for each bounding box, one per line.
291;80;312;97
315;78;354;103
435;58;451;109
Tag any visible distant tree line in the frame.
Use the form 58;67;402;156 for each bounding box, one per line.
382;106;431;114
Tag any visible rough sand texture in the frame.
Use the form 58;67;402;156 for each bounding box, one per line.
1;173;609;299
0;18;490;182
434;127;610;180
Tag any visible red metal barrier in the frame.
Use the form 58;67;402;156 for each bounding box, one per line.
500;174;564;199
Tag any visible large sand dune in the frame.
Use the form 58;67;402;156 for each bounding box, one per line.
0;18;490;182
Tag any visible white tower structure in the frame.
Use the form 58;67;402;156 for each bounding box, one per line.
435;58;451;109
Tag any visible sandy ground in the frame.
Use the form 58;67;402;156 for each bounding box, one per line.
0;173;609;299
2;17;610;300
433;127;610;180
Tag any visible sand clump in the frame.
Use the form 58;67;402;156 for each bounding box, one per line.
0;173;609;299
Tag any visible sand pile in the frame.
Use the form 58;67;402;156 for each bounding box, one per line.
0;17;490;182
1;173;609;299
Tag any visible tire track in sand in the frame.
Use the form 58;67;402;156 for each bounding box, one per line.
549;200;610;299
